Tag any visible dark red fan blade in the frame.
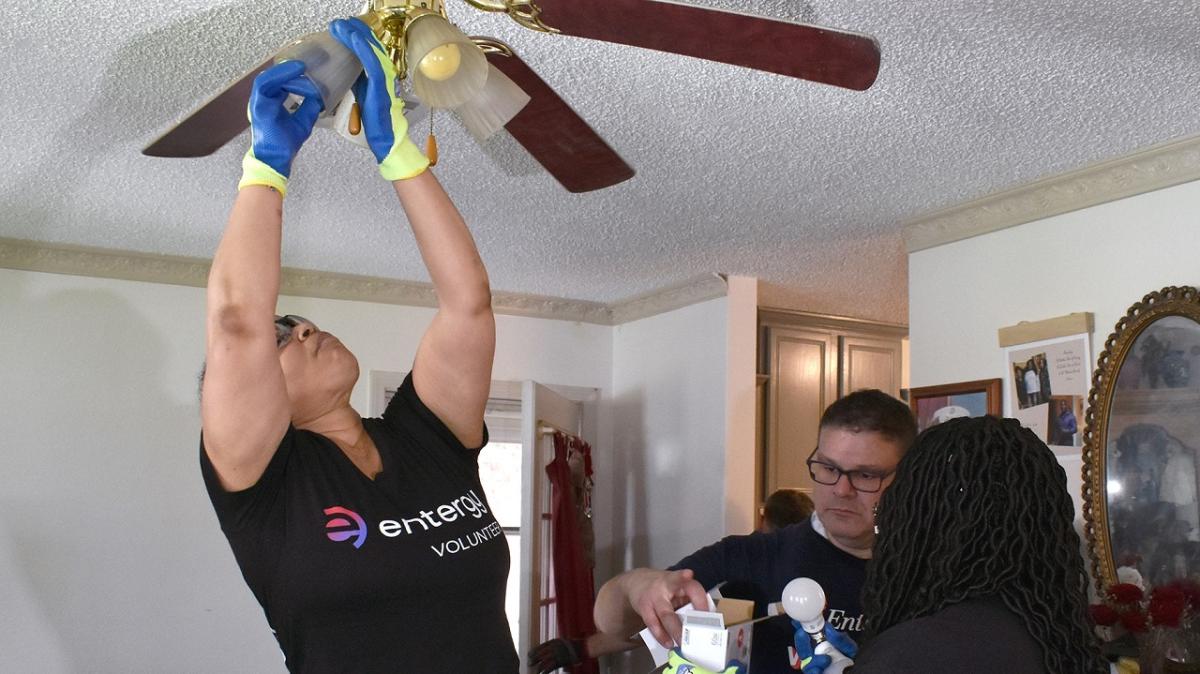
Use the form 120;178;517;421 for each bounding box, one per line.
487;51;634;193
534;0;880;91
142;59;273;158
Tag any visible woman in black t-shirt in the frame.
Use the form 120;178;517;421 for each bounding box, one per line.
200;17;515;673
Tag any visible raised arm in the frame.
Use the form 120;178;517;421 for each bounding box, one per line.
331;18;494;447
201;61;322;490
396;173;494;448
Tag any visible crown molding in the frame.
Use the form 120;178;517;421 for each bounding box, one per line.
608;273;729;325
0;237;724;325
904;133;1200;253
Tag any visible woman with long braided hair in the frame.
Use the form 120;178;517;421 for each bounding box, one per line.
850;415;1106;673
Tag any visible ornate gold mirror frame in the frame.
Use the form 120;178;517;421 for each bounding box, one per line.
1083;285;1200;593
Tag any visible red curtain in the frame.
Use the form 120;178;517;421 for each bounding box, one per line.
547;432;598;674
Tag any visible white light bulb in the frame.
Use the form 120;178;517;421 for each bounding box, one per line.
782;577;827;634
784;577;854;674
418;43;461;81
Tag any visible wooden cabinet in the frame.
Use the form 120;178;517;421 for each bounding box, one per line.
759;310;907;498
840;335;904;396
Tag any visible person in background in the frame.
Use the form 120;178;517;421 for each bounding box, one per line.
529;488;817;673
1013;363;1029;408
759;488;815;533
1037;354;1053;399
1024;358;1043;406
199;17;517;672
591;390;916;674
1053;398;1078;446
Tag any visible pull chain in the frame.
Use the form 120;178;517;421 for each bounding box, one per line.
425;109;438;166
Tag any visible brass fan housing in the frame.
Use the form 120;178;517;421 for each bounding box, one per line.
359;0;449;77
460;0;557;33
357;0;555;76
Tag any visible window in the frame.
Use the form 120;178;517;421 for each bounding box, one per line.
478;395;523;647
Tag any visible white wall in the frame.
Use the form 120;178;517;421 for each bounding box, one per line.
909;179;1200;527
609;297;731;573
0;267;614;673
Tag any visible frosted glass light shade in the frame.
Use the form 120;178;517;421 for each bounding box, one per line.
275;31;363;116
406;14;487;109
456;63;531;141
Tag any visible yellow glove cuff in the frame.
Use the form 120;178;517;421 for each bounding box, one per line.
238;150;289;197
379;136;430;181
367;53;428;181
666;650;723;674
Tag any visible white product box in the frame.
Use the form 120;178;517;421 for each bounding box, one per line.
680;606;755;672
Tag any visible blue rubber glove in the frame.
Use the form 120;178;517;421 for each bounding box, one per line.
238;60;323;197
328;17;429;181
790;621;858;673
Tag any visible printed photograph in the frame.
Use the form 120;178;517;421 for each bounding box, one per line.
1012;352;1051;410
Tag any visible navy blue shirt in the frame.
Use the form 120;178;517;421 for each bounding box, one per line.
671;516;867;674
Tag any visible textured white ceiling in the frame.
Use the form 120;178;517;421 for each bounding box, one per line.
3;0;1199;323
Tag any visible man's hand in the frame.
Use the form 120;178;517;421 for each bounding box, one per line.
328;17;429;181
238;60;323;197
790;621;858;673
528;637;585;674
625;568;711;648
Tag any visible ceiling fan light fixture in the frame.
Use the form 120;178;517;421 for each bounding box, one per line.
405;13;487;108
274;31;363;116
455;63;531;141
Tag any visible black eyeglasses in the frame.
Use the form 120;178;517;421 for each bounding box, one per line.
275;315;314;349
805;447;893;493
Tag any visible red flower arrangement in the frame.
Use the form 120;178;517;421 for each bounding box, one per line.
1090;603;1120;626
1090;581;1200;639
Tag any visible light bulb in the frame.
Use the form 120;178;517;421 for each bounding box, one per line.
418;43;462;81
781;577;827;634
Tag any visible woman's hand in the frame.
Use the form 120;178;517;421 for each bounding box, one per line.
238;60;323;196
329;17;429;180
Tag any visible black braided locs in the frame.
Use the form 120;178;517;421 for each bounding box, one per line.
862;416;1107;674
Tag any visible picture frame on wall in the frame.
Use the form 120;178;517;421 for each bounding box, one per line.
909;378;1003;433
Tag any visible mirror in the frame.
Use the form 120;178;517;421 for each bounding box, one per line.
1084;286;1200;592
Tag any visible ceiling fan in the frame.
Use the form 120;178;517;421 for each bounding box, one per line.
142;0;881;193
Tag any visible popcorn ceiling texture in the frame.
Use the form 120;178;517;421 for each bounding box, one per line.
2;0;1198;323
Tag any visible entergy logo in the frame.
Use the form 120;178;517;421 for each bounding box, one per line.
323;506;367;549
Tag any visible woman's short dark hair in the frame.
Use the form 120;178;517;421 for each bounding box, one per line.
819;389;917;450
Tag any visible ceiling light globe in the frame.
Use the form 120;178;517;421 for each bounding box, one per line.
418;43;462;81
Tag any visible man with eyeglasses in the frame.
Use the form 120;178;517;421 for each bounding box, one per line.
593;390;916;674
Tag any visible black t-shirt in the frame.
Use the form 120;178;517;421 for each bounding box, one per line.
200;373;519;673
670;516;867;674
849;596;1047;673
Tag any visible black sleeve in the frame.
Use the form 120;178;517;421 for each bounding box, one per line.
668;531;781;593
845;627;913;673
199;427;294;532
381;371;489;456
846;658;902;673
